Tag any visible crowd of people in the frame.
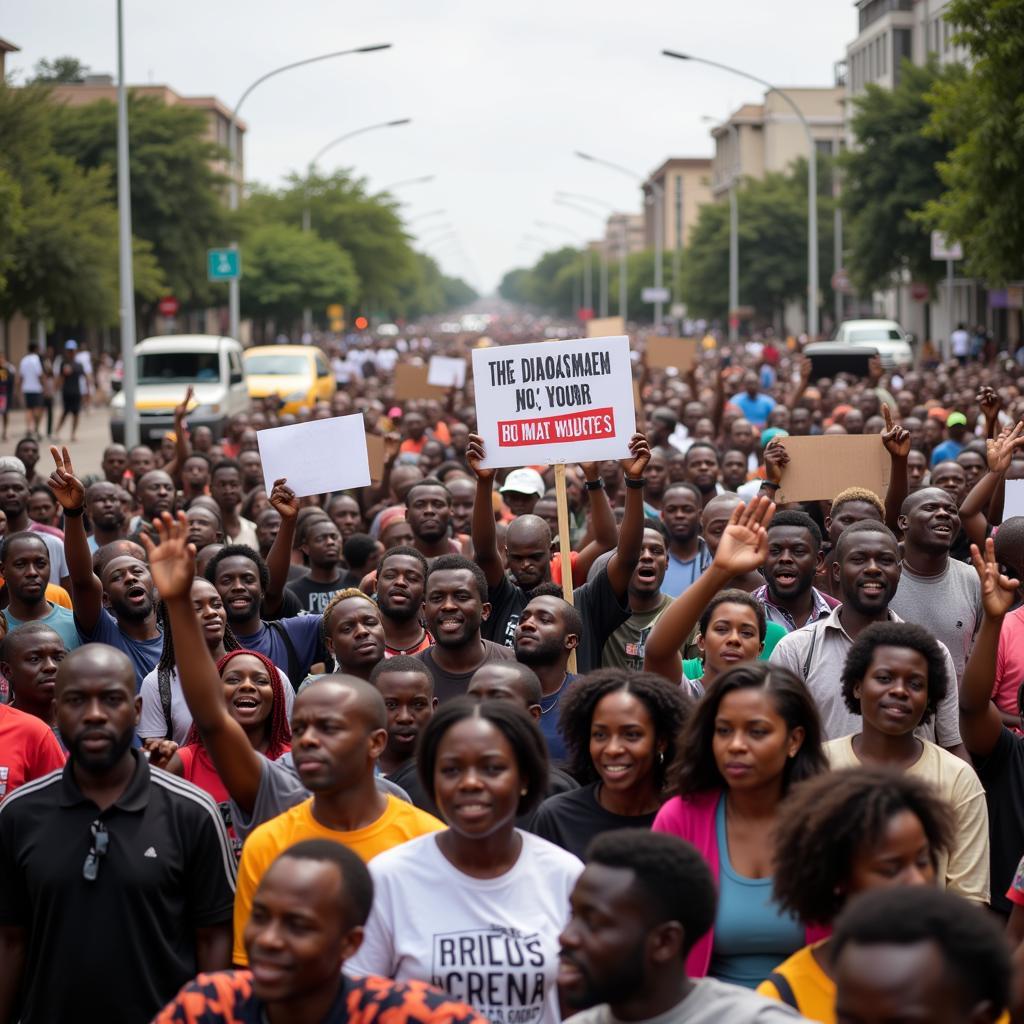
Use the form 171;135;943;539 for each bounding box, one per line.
2;321;1024;1023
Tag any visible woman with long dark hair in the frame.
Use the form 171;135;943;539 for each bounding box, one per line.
653;661;827;986
529;669;690;857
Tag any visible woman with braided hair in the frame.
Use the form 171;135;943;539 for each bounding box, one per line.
171;647;293;856
757;766;955;1021
138;577;295;745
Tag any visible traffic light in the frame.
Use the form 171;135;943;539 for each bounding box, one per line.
355;316;369;331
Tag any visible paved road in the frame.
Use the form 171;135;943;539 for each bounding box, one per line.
2;400;114;477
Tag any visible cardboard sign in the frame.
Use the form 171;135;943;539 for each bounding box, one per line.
645;336;699;372
427;355;466;389
1003;479;1024;522
393;363;447;400
586;316;625;339
257;414;370;498
365;432;385;484
774;434;891;505
471;335;636;469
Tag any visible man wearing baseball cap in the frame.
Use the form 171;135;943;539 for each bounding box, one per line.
53;340;85;443
499;467;546;517
930;411;969;467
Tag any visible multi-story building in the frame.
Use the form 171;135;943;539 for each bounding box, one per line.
709;87;845;197
843;0;1014;348
0;37;19;79
50;75;245;194
604;212;645;258
641;158;713;250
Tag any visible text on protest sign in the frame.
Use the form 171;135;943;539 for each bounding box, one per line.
471;335;635;468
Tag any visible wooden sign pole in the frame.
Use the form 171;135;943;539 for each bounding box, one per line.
553;463;578;674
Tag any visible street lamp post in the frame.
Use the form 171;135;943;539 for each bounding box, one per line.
665;50;820;339
115;0;138;447
555;197;609;317
301;117;410;330
704;116;742;343
381;174;434;192
226;43;392;341
575;151;663;327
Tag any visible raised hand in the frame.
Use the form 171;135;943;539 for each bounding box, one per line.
620;433;652;478
382;431;401;465
142;737;180;771
764;437;790;485
173;386;194;426
140;511;196;602
880;404;911;459
978;385;1001;423
970;538;1020;619
867;354;883;383
712;496;776;576
797;354;813;384
269;478;298;521
579;461;600;484
986;421;1024;475
465;433;495;483
48;446;85;509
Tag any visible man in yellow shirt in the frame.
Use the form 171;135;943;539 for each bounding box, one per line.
232;677;443;964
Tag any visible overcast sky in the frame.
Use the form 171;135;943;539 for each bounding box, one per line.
4;1;855;294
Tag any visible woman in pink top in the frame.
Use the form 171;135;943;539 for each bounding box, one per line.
652;661;827;984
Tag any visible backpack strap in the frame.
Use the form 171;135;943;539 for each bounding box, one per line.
157;666;174;741
802;623;820;679
267;619;301;688
766;971;799;1010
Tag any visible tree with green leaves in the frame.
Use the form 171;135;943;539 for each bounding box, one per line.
682;159;835;326
922;0;1024;285
239;222;358;328
32;57;89;83
0;82;163;332
51;94;229;313
842;58;958;295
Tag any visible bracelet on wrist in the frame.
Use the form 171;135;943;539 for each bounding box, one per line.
761;481;780;491
624;476;646;490
584;478;605;492
63;504;86;517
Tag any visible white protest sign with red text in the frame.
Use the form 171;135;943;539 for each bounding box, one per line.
471;335;635;469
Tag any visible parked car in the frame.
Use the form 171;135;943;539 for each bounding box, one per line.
243;344;334;414
109;335;248;443
832;319;914;368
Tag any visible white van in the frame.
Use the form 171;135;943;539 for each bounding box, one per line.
109;335;249;444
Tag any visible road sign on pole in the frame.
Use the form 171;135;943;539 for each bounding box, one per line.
931;232;963;262
642;286;670;303
208;247;241;282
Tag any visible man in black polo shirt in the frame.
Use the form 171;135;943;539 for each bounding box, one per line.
467;432;651;672
0;643;236;1023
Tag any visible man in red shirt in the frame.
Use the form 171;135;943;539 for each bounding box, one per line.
0;701;65;801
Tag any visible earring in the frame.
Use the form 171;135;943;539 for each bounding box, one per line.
520;788;528;796
658;751;665;765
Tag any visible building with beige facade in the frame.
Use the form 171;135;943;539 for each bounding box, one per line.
50;75;245;193
603;212;645;258
0;37;19;79
709;87;845;197
641;158;713;251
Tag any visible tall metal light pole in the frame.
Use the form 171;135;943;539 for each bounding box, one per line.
116;0;138;447
556;191;623;321
301;117;410;331
664;50;820;339
555;197;609;317
408;208;446;224
704;115;741;343
575;151;664;327
227;43;392;341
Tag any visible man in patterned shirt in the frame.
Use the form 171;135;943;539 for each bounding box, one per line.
155;840;488;1024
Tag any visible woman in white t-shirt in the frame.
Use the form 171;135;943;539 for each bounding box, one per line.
824;620;989;904
347;698;582;1024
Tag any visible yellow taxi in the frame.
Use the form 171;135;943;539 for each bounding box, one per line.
243;344;335;414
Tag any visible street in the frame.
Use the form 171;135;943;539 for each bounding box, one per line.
4;400;113;475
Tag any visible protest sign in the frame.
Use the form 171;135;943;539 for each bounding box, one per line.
427;355;466;388
470;335;635;469
774;434;890;505
394;363;447;400
1003;479;1024;521
645;336;699;372
586;316;625;339
257;414;370;498
365;432;385;484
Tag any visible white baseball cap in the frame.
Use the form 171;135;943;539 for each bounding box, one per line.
499;468;546;499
